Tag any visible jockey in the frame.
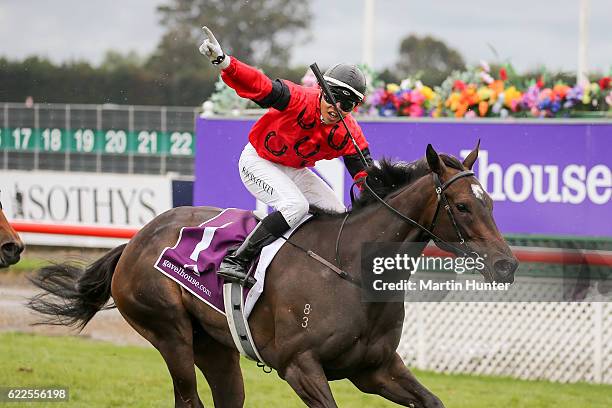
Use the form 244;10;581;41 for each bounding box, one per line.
199;26;373;286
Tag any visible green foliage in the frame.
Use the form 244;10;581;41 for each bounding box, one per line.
396;34;466;86
209;76;257;113
99;51;145;72
0;54;214;106
155;0;312;68
0;1;312;106
2;332;612;407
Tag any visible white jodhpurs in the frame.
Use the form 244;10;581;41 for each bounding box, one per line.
238;143;346;227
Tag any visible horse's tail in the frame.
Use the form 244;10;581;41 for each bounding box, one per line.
27;244;127;331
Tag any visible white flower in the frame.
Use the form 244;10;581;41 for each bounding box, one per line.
480;71;494;84
400;78;413;90
480;60;491;73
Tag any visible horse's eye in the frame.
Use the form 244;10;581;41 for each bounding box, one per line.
456;203;470;213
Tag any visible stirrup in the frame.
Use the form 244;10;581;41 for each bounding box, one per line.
218;269;256;288
218;255;257;288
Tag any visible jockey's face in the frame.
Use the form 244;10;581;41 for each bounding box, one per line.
319;94;353;125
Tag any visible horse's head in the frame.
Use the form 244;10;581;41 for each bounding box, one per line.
0;199;24;268
425;142;518;283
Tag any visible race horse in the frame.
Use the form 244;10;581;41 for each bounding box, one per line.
28;144;517;408
0;197;24;267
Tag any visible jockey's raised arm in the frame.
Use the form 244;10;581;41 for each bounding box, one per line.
199;25;374;286
221;59;292;110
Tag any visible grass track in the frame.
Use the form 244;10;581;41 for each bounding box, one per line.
1;332;610;407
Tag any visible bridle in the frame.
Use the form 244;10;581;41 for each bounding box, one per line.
335;169;478;271
429;171;474;248
308;63;481;280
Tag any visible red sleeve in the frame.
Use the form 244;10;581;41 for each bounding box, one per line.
221;57;273;101
341;119;368;155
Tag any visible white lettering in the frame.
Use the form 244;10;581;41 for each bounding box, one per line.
530;165;562;203
474;150;506;200
586;165;611;205
562;165;587;204
504;163;532;202
468;150;608;205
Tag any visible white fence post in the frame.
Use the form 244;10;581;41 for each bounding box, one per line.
416;303;427;370
593;302;603;383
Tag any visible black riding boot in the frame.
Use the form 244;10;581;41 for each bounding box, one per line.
218;211;290;287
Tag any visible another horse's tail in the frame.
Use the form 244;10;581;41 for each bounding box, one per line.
27;244;127;331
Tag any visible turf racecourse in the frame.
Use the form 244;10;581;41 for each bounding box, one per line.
1;333;610;407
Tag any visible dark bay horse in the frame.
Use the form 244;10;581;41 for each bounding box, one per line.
29;144;517;408
0;198;24;267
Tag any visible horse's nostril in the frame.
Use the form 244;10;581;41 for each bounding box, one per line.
494;260;510;273
2;242;23;261
494;259;517;281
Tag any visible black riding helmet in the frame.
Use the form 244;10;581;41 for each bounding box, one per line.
323;63;366;103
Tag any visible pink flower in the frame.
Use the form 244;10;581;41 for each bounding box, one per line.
408;104;424;117
465;110;477;119
301;69;317;87
369;89;385;105
410;90;425;105
510;99;520;112
399;90;411;103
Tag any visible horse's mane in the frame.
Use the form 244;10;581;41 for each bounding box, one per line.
310;154;465;217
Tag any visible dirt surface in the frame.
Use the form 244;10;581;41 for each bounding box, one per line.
0;253;150;347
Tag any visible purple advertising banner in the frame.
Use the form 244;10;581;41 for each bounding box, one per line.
194;118;611;238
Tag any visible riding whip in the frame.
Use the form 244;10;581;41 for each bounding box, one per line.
309;62;369;169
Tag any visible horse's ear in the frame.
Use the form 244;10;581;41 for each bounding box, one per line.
462;139;480;170
426;144;445;175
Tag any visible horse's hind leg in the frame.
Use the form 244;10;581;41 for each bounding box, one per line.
115;284;204;407
280;352;338;408
348;353;444;408
157;326;204;408
192;326;245;408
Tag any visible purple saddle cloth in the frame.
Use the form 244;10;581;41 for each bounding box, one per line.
154;208;259;314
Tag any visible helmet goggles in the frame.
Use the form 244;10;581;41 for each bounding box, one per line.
322;87;359;112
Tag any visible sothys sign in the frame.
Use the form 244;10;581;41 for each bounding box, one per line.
194;118;611;238
1;171;173;246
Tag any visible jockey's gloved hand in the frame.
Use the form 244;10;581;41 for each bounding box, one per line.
353;170;368;192
199;26;230;69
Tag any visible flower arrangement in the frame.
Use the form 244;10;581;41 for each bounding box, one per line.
206;62;612;119
359;79;439;117
208;77;259;114
362;61;612;119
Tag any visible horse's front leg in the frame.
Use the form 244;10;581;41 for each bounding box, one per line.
278;352;338;408
349;353;444;408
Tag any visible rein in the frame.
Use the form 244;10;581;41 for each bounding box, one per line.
279;169;478;287
334;170;477;274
